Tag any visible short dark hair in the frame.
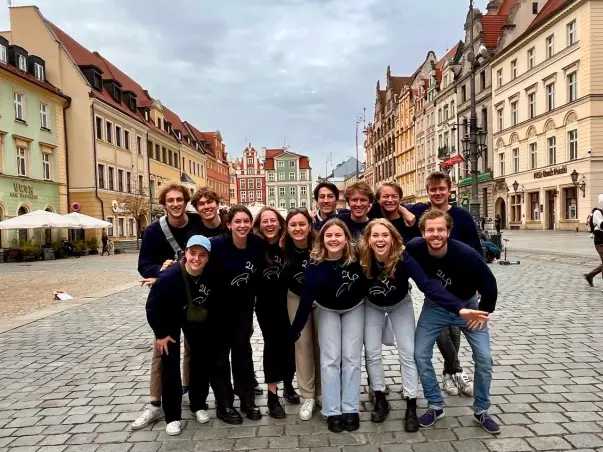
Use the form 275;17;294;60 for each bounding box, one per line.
426;171;452;190
344;182;374;203
418;208;453;231
313;181;339;201
191;187;220;208
157;181;191;207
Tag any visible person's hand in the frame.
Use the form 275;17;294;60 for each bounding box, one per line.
160;260;175;272
310;210;318;224
459;308;489;330
140;277;157;288
155;336;176;355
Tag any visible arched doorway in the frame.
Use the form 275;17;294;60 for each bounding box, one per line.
495;197;507;230
17;205;29;244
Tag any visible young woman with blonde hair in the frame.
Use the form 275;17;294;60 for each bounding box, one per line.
357;219;470;432
290;218;367;433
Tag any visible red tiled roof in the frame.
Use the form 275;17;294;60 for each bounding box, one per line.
163;106;188;141
0;61;67;99
390;76;413;95
529;0;568;32
299;157;310;169
481;14;508;50
264;159;274;170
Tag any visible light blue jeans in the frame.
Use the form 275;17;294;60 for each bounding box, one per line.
414;297;493;414
364;296;418;398
316;303;364;417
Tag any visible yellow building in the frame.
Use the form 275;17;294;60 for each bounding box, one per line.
491;0;603;231
396;81;416;202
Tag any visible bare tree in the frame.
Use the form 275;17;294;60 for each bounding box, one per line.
117;182;149;250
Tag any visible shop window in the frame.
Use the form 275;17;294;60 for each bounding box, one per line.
530;192;540;220
565;187;577;220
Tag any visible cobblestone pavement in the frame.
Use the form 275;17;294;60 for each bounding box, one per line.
1;243;603;451
500;230;597;258
0;254;140;321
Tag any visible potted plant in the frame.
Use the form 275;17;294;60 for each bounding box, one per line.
86;237;100;255
19;240;41;262
73;240;87;257
52;240;66;259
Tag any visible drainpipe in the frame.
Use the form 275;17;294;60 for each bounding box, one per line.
63;98;72;210
146;130;152;222
91;104;105;220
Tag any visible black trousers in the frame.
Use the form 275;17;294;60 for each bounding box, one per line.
256;296;295;385
226;302;256;405
160;321;234;424
436;326;463;375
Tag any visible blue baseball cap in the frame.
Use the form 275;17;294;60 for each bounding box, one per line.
186;235;211;252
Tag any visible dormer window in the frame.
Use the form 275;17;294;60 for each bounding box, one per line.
144;110;149;121
187;137;191;145
113;85;122;103
92;71;102;90
34;63;44;81
129;96;136;111
157;117;162;129
18;54;26;71
0;45;6;64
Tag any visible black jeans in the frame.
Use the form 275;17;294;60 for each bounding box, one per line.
436;326;463;375
228;302;256;405
160;321;234;424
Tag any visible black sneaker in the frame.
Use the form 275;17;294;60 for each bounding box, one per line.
370;391;390;423
474;412;501;435
240;401;262;421
343;412;360;432
327;415;344;433
283;386;301;405
216;406;243;425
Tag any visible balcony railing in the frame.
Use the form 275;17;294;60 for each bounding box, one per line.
437;145;455;159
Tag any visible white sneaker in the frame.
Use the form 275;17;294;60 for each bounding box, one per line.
165;420;182;436
182;391;190;406
131;404;163;430
195;409;210;424
454;371;474;396
442;373;459;396
299;398;315;421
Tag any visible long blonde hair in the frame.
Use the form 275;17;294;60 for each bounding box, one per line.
358;218;405;279
310;218;356;266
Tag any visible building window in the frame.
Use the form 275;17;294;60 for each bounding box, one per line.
289;172;295;180
497;69;503;88
118;218;125;236
278;161;284;168
290;199;296;208
279;173;285;180
269;187;274;197
499;153;505;176
527;47;535;69
129;218;135;236
530;192;540;220
568;72;577;102
106;121;113;144
14;93;25;121
280;199;286;209
249;191;254;201
17;54;26;71
136;136;142;155
126;171;132;193
438;109;442;124
528;93;536;119
511;59;517;80
289;160;295;167
257;190;262;200
269;199;276;207
300;198;307;207
546;83;555;111
256;178;261;187
124;130;130;151
511;195;521;223
138;175;144;192
106;216;114;236
289;187;296;196
568;129;578;160
546;35;555;58
40;103;49;130
168;150;173;167
98;164;106;188
565;187;577;219
34;63;44;81
230;189;235;199
279;187;285;196
511;101;518;125
115;125;122;147
497;108;504;131
0;45;5;63
240;179;245;189
108;167;115;190
249;179;254;189
461;85;467;103
241;191;246;202
300;171;306;180
16;147;26;176
513;148;519;173
568;20;576;45
162;147;167;163
42;153;51;180
301;186;307;195
118;169;124;191
529;143;537;169
547;137;557;164
480;71;486;91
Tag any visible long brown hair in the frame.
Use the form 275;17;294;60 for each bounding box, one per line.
281;209;315;264
310;218;356;266
358;219;405;278
252;207;285;240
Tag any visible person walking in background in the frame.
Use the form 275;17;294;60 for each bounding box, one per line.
584;194;603;290
101;231;109;256
494;215;501;234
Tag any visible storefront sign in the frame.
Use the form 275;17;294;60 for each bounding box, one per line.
9;183;38;200
112;200;126;213
534;165;567;179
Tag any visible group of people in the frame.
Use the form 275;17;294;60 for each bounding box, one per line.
131;171;500;437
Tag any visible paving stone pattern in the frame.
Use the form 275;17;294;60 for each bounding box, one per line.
1;254;603;451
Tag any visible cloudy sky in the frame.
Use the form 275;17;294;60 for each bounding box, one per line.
0;0;488;178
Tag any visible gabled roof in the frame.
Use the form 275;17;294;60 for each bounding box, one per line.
390;76;413;95
0;60;67;99
528;0;569;32
498;0;517;15
264;148;310;169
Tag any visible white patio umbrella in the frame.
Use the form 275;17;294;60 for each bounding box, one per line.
63;212;113;229
0;209;81;230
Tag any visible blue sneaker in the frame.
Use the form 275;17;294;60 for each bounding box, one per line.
419;408;444;427
474;412;500;434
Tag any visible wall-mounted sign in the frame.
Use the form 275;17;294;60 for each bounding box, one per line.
534;165;567;179
112;200;126;213
10;183;38;200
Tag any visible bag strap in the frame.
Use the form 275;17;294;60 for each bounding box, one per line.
160;216;181;259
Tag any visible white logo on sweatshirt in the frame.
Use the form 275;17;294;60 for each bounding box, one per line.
369;275;396;298
192;284;211;306
336;270;359;297
293;259;308;285
263;255;284;280
231;261;256;286
436;269;452;289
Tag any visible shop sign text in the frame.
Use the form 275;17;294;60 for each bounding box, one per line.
534;166;567;179
10;183;38;200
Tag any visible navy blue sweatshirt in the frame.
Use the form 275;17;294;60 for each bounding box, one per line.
198;220;228;238
137;214;204;278
291;259;367;337
366;253;465;313
406;203;482;254
367;203;415;244
282;245;310;296
145;262;215;339
405;238;497;313
339;213;370;242
313;208;350;231
257;241;287;303
209;233;267;306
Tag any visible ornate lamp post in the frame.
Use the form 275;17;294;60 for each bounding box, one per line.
512;180;524;202
570;169;586;197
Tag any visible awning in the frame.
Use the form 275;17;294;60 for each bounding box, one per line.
0;210;81;229
63;212;113;229
440;154;464;168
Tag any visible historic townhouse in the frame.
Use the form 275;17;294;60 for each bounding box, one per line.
395;78;416;202
234;145;266;205
264;148;311;210
228;161;238;205
0;37;69;248
491;0;602;231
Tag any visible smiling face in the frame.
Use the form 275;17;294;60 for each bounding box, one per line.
317;187;337;216
185;246;209;273
287;213;310;243
368;223;392;260
196;196;218;221
378;186;400;214
227;211;252;240
165;189;186;220
323;224;347;257
348;190;371;220
427;180;450;209
259;210;280;241
422;217;450;252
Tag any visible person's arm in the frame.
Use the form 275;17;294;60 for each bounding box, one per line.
403;254;465;313
145;272;178;339
472;251;498;313
400;205;416;226
290;264;319;339
137;227;163;278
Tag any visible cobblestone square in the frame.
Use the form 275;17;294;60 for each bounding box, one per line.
1;235;603;451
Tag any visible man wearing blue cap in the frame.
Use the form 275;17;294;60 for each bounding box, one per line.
146;235;242;435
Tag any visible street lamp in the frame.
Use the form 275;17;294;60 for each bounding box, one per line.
356;109;366;176
512;180;524;202
570;169;586;197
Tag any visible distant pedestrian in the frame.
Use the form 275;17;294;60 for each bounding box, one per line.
480;217;486;231
494;215;501;234
584;194;603;290
101;231;109;256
